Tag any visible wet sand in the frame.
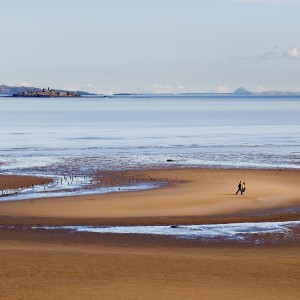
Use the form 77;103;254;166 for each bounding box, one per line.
1;227;300;300
0;174;52;192
0;168;300;299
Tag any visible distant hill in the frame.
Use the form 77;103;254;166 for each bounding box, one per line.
0;85;41;95
0;85;95;96
233;87;253;95
233;87;300;97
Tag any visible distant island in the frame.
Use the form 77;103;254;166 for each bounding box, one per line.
0;85;94;97
13;87;80;98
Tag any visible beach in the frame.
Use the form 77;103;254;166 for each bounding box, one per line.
2;0;300;296
1;168;300;299
1;168;300;224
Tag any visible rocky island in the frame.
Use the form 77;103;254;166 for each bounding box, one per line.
13;87;80;97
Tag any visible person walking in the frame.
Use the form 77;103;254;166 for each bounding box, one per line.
242;182;246;193
235;181;243;195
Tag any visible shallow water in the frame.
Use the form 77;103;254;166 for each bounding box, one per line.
0;174;157;202
1;95;300;200
1;96;300;173
32;220;300;242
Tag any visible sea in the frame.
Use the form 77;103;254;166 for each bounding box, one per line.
1;94;300;172
0;95;300;200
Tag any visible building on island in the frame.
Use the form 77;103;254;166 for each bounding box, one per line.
13;87;80;97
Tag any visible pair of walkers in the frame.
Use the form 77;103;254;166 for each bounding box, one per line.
235;181;246;195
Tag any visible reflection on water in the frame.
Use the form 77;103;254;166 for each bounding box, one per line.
30;220;300;243
0;173;157;202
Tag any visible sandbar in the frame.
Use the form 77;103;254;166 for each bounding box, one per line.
0;168;300;225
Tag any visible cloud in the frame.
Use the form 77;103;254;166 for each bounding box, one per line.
258;46;300;60
96;89;114;95
149;84;185;94
256;86;268;93
259;51;279;59
285;46;300;59
216;85;230;93
19;81;30;87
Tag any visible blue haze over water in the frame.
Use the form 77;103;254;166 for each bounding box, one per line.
0;95;300;177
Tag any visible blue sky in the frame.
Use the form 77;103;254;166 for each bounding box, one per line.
1;0;300;93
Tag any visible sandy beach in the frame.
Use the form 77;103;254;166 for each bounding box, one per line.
1;168;300;224
1;168;300;299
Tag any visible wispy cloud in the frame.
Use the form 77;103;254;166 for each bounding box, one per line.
149;84;185;94
19;81;30;87
285;46;300;59
256;86;268;92
216;85;230;93
259;45;300;60
97;89;114;95
259;51;279;59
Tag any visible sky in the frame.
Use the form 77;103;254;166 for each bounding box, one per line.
1;0;300;94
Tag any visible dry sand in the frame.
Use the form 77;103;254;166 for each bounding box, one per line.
1;168;300;224
0;168;300;299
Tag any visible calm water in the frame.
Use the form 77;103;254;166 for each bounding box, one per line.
23;220;300;243
1;95;300;177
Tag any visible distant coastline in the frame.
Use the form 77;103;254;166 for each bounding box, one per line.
111;87;300;98
0;84;94;97
1;84;300;98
